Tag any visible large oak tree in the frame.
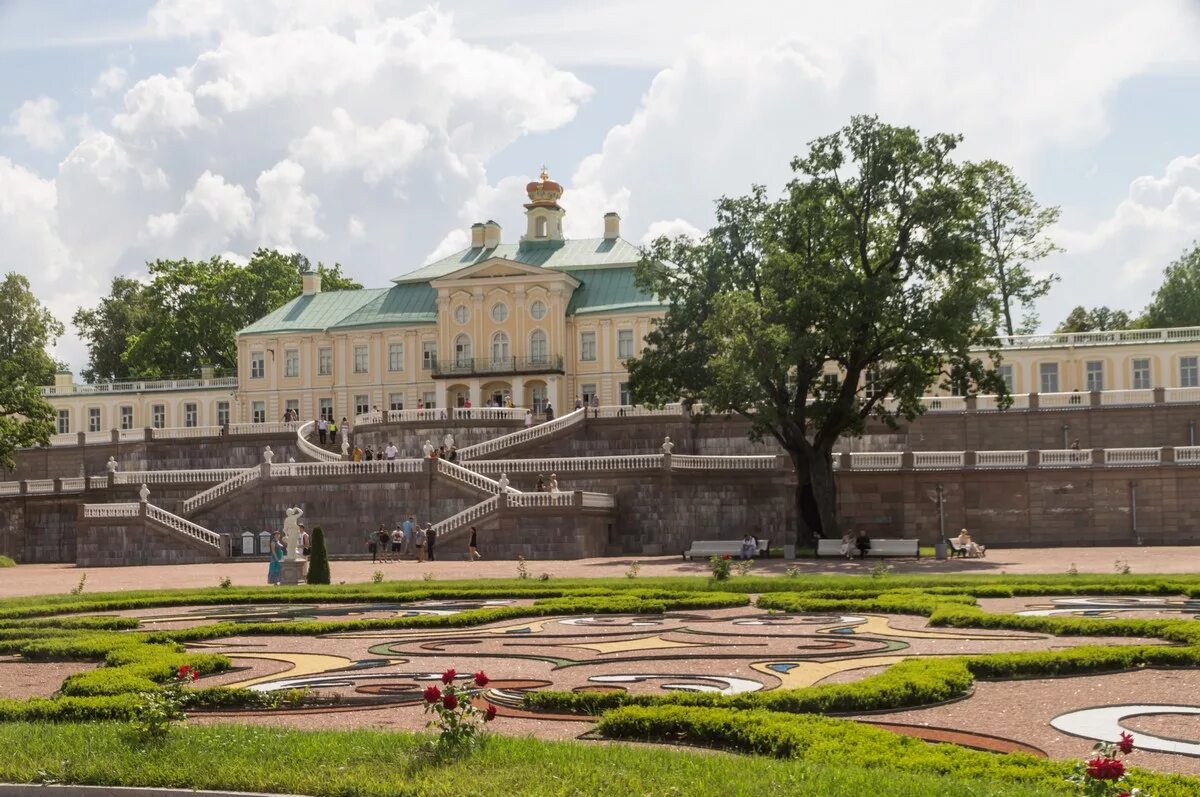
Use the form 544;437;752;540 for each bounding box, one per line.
628;116;1009;543
0;273;62;469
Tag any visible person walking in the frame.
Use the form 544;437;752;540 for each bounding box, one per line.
329;419;338;448
318;417;328;445
426;524;437;562
413;523;427;563
267;531;286;585
298;523;311;557
402;515;415;557
544;402;554;421
367;527;379;563
375;525;392;562
468;525;481;561
524;409;533;429
391;524;405;561
591;393;600;418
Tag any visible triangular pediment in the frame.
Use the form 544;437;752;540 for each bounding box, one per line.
430;257;579;288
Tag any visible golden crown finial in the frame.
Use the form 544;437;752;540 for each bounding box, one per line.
539;165;549;181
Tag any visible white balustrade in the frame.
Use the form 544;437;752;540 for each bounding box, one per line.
456;407;586;460
452;407;527;421
113;469;244;485
0;482;21;496
24;479;55;494
145;504;222;548
466;455;664;474
48;433;78;447
181;468;260;514
849;452;903;470
117;428;144;442
1037;392;1090;409
981;325;1200;349
82;502;140;518
88;476;107;489
151;426;224;440
912;451;966;470
42;376;237;397
506;492;575;508
430;495;500;536
83;431;111;444
671;455;778;470
593;403;686;418
59;477;85;492
296;420;341;463
1039;449;1094;467
228;421;302;435
436;458;514;493
1175;446;1200;465
975;450;1029;469
271;460;425;478
918;396;967;412
1103;447;1162;467
1101;389;1155;406
975;394;1031;411
386;409;446;423
1165;387;1200;403
580;492;615;508
354;411;384;426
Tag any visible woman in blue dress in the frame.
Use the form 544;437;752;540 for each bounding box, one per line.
267;531;286;585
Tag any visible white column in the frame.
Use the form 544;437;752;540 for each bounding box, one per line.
513;376;526;408
547;376;561;414
469;378;482;408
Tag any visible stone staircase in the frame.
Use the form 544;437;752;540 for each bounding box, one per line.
455;408;585;460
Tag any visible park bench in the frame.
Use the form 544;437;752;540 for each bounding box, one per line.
683;539;769;560
816;538;919;558
950;539;986;558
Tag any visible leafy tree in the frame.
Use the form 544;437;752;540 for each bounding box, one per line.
1055;305;1131;333
74;250;360;380
0;273;62;469
1138;243;1200;328
306;526;330;584
628;116;1008;543
968;160;1060;338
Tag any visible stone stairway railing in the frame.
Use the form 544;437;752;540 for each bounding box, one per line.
456;408;586;461
113;468;246;485
435;458;519;494
429;494;500;541
269;460;425;478
296;420;342;462
81;501;222;551
180;467;260;515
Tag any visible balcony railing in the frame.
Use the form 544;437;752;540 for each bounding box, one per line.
979;325;1200;350
41;376;237;396
430;355;565;378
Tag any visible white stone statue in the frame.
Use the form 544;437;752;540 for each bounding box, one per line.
443;433;454;450
341;435;350;457
549;473;559;493
138;483;150;503
105;456;118;474
497;472;510;493
422;439;435;458
263;445;274;464
661;436;675;454
283;507;305;559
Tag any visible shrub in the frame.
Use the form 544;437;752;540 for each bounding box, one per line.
0;555;15;567
709;555;731;581
371;571;384;584
306;527;330;585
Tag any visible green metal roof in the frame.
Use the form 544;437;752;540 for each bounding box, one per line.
330;283;438;329
566;268;665;315
238;289;387;335
393;237;643;284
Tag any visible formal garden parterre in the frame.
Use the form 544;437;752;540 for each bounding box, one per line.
3;574;1200;794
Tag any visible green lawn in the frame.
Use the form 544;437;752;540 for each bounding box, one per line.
0;721;1064;797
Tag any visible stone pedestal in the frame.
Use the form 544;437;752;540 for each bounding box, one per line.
281;558;309;585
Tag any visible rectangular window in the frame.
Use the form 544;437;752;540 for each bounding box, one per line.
1039;362;1059;394
531;386;547;413
1131;358;1151;390
57;409;70;434
1182;356;1199;388
388;343;404;372
251;401;266;424
997;364;1014;393
319;398;333;421
581;383;598;405
355;394;369;416
1085;360;1104;392
580;331;597;362
318;347;332;376
87;407;101;433
389;393;405;411
864;370;879;400
422;341;437;370
422;391;436;409
216;401;230;428
119;405;134;430
152;404;165;429
284;349;299;378
250;351;264;379
617;329;634;360
822;373;840;395
619;381;631;406
285;399;299;418
183;402;198;428
353;345;368;374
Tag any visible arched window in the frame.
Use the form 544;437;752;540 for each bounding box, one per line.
454;334;472;367
536;216;547;238
491;331;510;363
529;329;548;364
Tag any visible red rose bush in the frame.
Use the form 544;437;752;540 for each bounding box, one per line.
1066;732;1147;796
422;668;496;751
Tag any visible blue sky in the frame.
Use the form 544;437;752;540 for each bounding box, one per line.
2;0;1200;373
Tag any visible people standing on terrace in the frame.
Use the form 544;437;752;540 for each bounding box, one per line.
426;524;437;561
591;394;600;418
524;409;533;429
413;524;427;562
267;531;286;584
376;525;392;562
402;515;415;556
317;417;327;445
328;419;338;447
544;402;554;421
391;524;404;560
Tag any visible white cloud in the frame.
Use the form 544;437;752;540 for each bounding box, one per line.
347;215;366;238
254;159;324;249
289;109;430;184
6;97;65;151
112;74;201;135
142;170;254;256
641;218;702;244
92;66;129;97
424;228;469;264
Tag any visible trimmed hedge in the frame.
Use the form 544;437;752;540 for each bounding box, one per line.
0;555;15;567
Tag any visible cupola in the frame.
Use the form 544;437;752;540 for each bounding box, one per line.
522;166;565;242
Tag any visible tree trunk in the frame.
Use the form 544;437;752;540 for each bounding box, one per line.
808;448;840;542
789;449;837;546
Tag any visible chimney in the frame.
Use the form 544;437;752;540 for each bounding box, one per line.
470;223;485;248
200;365;215;380
603;212;621;240
483;220;502;248
301;270;322;295
54;371;73;391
